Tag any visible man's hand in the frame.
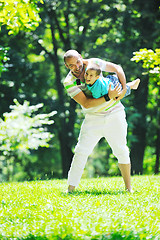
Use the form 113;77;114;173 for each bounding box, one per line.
108;84;121;100
115;88;127;101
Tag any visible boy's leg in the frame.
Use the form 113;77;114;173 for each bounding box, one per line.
124;79;140;98
124;85;131;97
107;75;131;98
127;79;140;90
107;75;140;98
123;78;140;97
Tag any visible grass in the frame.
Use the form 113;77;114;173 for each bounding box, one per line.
0;175;160;240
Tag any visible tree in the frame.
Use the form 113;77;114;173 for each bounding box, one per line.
1;0;160;179
131;48;160;174
32;0;112;177
119;0;160;175
0;47;9;76
0;99;56;181
0;0;42;34
0;0;43;75
34;0;160;177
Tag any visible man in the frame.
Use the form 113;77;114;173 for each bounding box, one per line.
63;49;133;193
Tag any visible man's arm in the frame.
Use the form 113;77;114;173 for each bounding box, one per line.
73;85;121;108
105;62;126;89
105;62;127;100
73;91;105;108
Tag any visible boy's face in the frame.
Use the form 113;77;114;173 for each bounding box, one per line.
84;69;99;85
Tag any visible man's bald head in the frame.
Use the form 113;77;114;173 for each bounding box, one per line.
64;50;80;64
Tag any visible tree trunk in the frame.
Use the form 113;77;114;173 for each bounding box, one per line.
58;130;73;178
53;62;74;178
155;108;160;174
130;76;148;175
155;128;160;174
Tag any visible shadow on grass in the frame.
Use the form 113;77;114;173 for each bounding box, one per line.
61;189;137;196
0;231;156;240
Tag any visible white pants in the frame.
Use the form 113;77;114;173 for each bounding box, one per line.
68;109;130;187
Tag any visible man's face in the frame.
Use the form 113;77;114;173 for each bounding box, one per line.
65;56;83;76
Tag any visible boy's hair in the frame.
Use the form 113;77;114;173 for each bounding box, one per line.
64;50;80;64
86;62;101;76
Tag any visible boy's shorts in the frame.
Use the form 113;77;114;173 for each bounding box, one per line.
107;75;131;97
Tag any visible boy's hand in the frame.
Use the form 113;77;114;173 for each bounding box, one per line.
108;84;121;100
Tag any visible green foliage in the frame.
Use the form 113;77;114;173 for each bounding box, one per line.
131;48;160;85
0;46;9;76
0;99;56;156
131;48;160;171
143;147;156;174
0;176;159;239
0;0;43;77
0;0;43;35
0;0;160;178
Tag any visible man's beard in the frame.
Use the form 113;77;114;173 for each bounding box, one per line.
73;65;84;76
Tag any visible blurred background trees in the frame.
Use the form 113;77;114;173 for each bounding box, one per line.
131;48;160;175
0;99;56;181
0;0;159;181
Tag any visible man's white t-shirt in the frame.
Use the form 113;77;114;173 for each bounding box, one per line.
63;58;124;115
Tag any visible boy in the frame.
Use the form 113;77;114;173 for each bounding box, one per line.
84;62;140;99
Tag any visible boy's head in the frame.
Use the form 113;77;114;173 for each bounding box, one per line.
84;63;101;85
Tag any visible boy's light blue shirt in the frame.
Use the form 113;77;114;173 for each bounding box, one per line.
87;76;114;99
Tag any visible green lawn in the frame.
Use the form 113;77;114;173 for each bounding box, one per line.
0;175;160;240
